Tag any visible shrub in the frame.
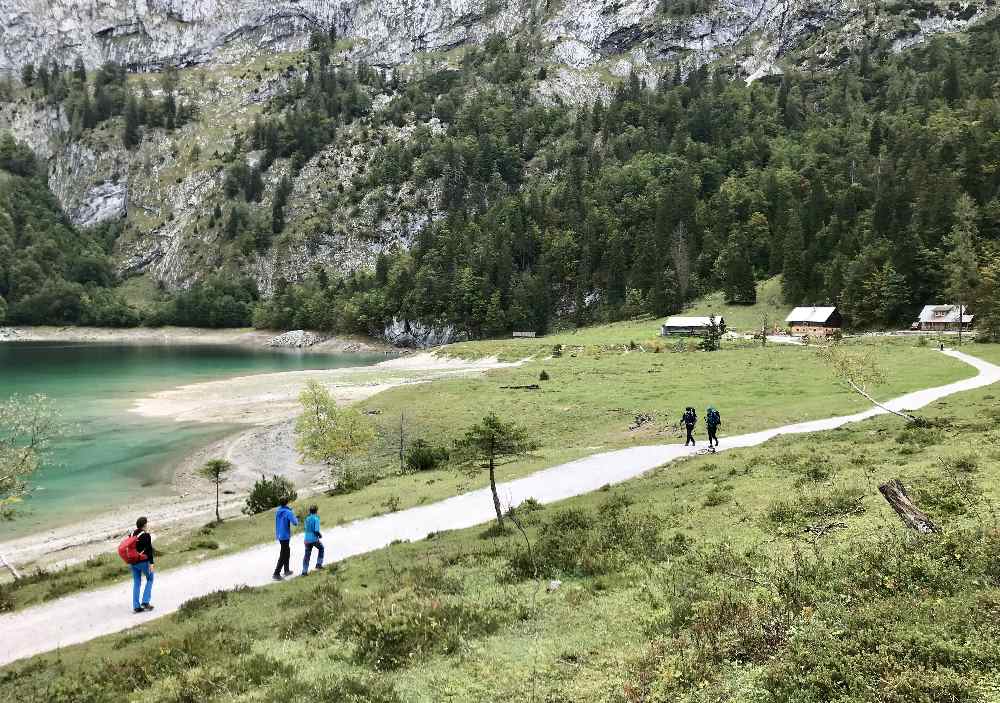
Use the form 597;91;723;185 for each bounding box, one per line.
766;486;865;525
176;587;249;620
332;463;378;494
184;539;219;551
43;577;88;601
243;474;298;515
511;499;664;578
404;439;449;472
539;369;550;381
342;586;505;670
703;484;732;507
269;675;404;703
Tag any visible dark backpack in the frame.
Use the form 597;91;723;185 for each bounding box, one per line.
708;409;721;426
683;410;696;426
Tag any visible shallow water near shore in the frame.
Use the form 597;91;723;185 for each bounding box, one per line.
0;342;382;538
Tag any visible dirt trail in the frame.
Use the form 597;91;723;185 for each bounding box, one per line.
1;349;996;667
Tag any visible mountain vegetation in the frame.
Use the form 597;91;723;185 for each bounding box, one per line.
4;18;1000;338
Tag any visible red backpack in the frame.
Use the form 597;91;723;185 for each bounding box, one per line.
117;531;147;564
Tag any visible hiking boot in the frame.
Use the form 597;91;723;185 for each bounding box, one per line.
133;608;145;614
142;604;154;611
282;570;293;577
315;564;325;570
272;573;284;581
301;571;309;576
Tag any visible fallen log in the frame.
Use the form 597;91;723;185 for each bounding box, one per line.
0;552;20;581
878;479;939;534
499;384;541;390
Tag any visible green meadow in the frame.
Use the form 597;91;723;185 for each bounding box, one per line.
1;320;997;703
0;331;968;610
3;332;999;701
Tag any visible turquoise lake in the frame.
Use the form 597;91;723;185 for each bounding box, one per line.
0;343;382;538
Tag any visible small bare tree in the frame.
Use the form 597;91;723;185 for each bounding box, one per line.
817;345;916;422
756;312;771;347
198;458;234;523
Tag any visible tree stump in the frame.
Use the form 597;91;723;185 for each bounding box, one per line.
878;479;940;534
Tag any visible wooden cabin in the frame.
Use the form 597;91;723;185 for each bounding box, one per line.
785;307;843;337
918;305;974;332
661;316;726;336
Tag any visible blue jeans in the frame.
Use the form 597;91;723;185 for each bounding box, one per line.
130;561;154;610
302;540;324;574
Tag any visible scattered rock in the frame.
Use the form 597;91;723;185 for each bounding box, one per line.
547;579;562;593
382;318;465;348
267;330;325;348
0;328;20;341
629;413;654;431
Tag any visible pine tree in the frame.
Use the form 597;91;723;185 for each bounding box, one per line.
717;228;756;304
271;175;292;234
868;117;884;156
943;53;962;105
975;255;1000;342
781;209;806;303
122;94;140;149
72;56;86;84
944;194;980;344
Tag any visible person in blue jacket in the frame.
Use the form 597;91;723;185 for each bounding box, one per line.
301;505;325;575
272;497;299;581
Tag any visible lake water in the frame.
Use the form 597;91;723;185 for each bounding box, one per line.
0;343;382;538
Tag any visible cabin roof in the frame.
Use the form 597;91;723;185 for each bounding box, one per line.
663;316;723;327
918;305;974;324
785;307;839;324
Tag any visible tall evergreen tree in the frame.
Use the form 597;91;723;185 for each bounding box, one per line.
122;95;140;149
944;194;980;344
717;228;756;304
781;210;806;303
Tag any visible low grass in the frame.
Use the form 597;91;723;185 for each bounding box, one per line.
0;333;972;609
683;275;789;330
4;354;1000;702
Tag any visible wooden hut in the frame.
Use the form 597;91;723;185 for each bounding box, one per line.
784;307;843;337
661;316;726;336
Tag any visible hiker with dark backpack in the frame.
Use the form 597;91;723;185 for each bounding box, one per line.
681;407;697;446
273;497;299;581
706;406;722;448
117;516;154;614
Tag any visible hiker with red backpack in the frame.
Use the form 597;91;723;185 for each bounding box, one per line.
118;516;155;614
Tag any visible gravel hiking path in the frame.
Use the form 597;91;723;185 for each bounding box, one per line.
1;349;996;667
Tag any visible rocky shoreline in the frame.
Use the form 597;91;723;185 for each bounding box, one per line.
0;351;519;570
0;325;393;354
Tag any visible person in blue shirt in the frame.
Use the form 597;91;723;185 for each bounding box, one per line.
272;497;299;581
301;505;325;575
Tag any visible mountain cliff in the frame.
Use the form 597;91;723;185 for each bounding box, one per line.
0;1;998;338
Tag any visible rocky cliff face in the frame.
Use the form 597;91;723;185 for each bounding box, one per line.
7;1;990;77
0;0;995;297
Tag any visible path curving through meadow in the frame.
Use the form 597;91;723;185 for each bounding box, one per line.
1;349;997;667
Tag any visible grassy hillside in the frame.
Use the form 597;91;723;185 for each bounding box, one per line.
3;347;999;701
0;329;969;610
683;276;789;331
